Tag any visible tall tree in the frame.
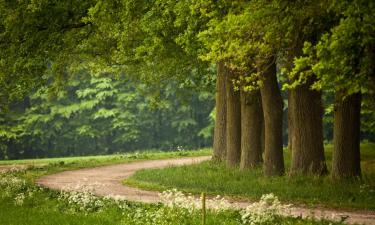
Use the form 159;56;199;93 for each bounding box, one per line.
240;89;263;169
269;1;330;175
225;69;241;167
294;0;375;178
212;61;227;161
332;92;362;178
259;58;285;176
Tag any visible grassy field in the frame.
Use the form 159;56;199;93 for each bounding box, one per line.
0;149;211;166
0;149;346;225
125;143;375;210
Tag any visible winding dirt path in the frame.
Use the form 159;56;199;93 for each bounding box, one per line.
36;156;375;225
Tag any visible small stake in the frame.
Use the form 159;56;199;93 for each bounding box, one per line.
201;192;206;225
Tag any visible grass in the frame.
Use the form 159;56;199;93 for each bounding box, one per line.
0;149;212;184
0;192;340;225
125;143;375;210
0;149;344;225
0;148;211;166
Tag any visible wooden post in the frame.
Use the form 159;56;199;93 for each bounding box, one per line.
201;192;206;225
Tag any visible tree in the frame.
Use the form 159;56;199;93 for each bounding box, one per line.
258;58;285;175
294;0;375;179
212;62;227;161
0;0;95;109
225;68;241;167
240;89;263;169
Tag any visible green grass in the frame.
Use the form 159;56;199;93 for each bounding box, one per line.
0;148;211;166
1;149;212;184
125;143;375;210
0;192;340;225
0;149;344;225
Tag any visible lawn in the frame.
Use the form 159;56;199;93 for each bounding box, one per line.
125;143;375;210
0;149;346;225
0;148;211;166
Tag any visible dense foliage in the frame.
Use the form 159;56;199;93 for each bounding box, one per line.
0;71;214;159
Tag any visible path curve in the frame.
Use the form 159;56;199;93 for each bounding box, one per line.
36;156;375;225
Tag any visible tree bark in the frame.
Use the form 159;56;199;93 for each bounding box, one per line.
240;89;263;170
259;58;285;176
212;61;227;161
289;77;327;175
226;68;241;167
288;91;293;154
332;91;362;179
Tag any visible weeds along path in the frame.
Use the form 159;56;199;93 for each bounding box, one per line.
36;156;375;225
0;165;33;173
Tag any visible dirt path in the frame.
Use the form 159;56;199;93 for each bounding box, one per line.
36;156;375;225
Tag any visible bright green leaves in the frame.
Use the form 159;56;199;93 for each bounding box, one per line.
290;0;375;95
0;0;96;108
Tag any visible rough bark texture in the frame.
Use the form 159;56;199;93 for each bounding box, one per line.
226;69;241;168
289;77;327;175
212;61;227;161
288;91;293;154
332;91;362;179
240;90;263;170
261;106;265;154
259;58;285;176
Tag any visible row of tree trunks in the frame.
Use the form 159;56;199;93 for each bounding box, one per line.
212;59;363;179
212;58;285;175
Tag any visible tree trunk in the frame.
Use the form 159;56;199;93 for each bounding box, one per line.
289;77;327;175
212;61;227;161
226;68;241;167
332;91;361;179
259;58;285;176
240;89;263;170
288;91;293;154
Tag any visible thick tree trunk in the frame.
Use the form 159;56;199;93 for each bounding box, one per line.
240;90;263;170
212;61;227;161
261;115;265;154
259;58;285;176
332;91;362;179
289;77;327;175
226;69;241;167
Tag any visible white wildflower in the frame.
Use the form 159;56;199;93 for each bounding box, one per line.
241;193;289;225
14;193;26;206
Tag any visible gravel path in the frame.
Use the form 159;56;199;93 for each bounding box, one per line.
36;156;375;225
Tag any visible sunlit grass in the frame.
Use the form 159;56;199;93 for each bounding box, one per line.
0;148;211;166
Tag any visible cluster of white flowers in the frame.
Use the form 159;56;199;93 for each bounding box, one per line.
121;203;194;225
159;189;233;213
0;169;43;206
14;193;26;206
0;173;27;197
1;165;29;174
58;184;105;213
241;193;289;225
